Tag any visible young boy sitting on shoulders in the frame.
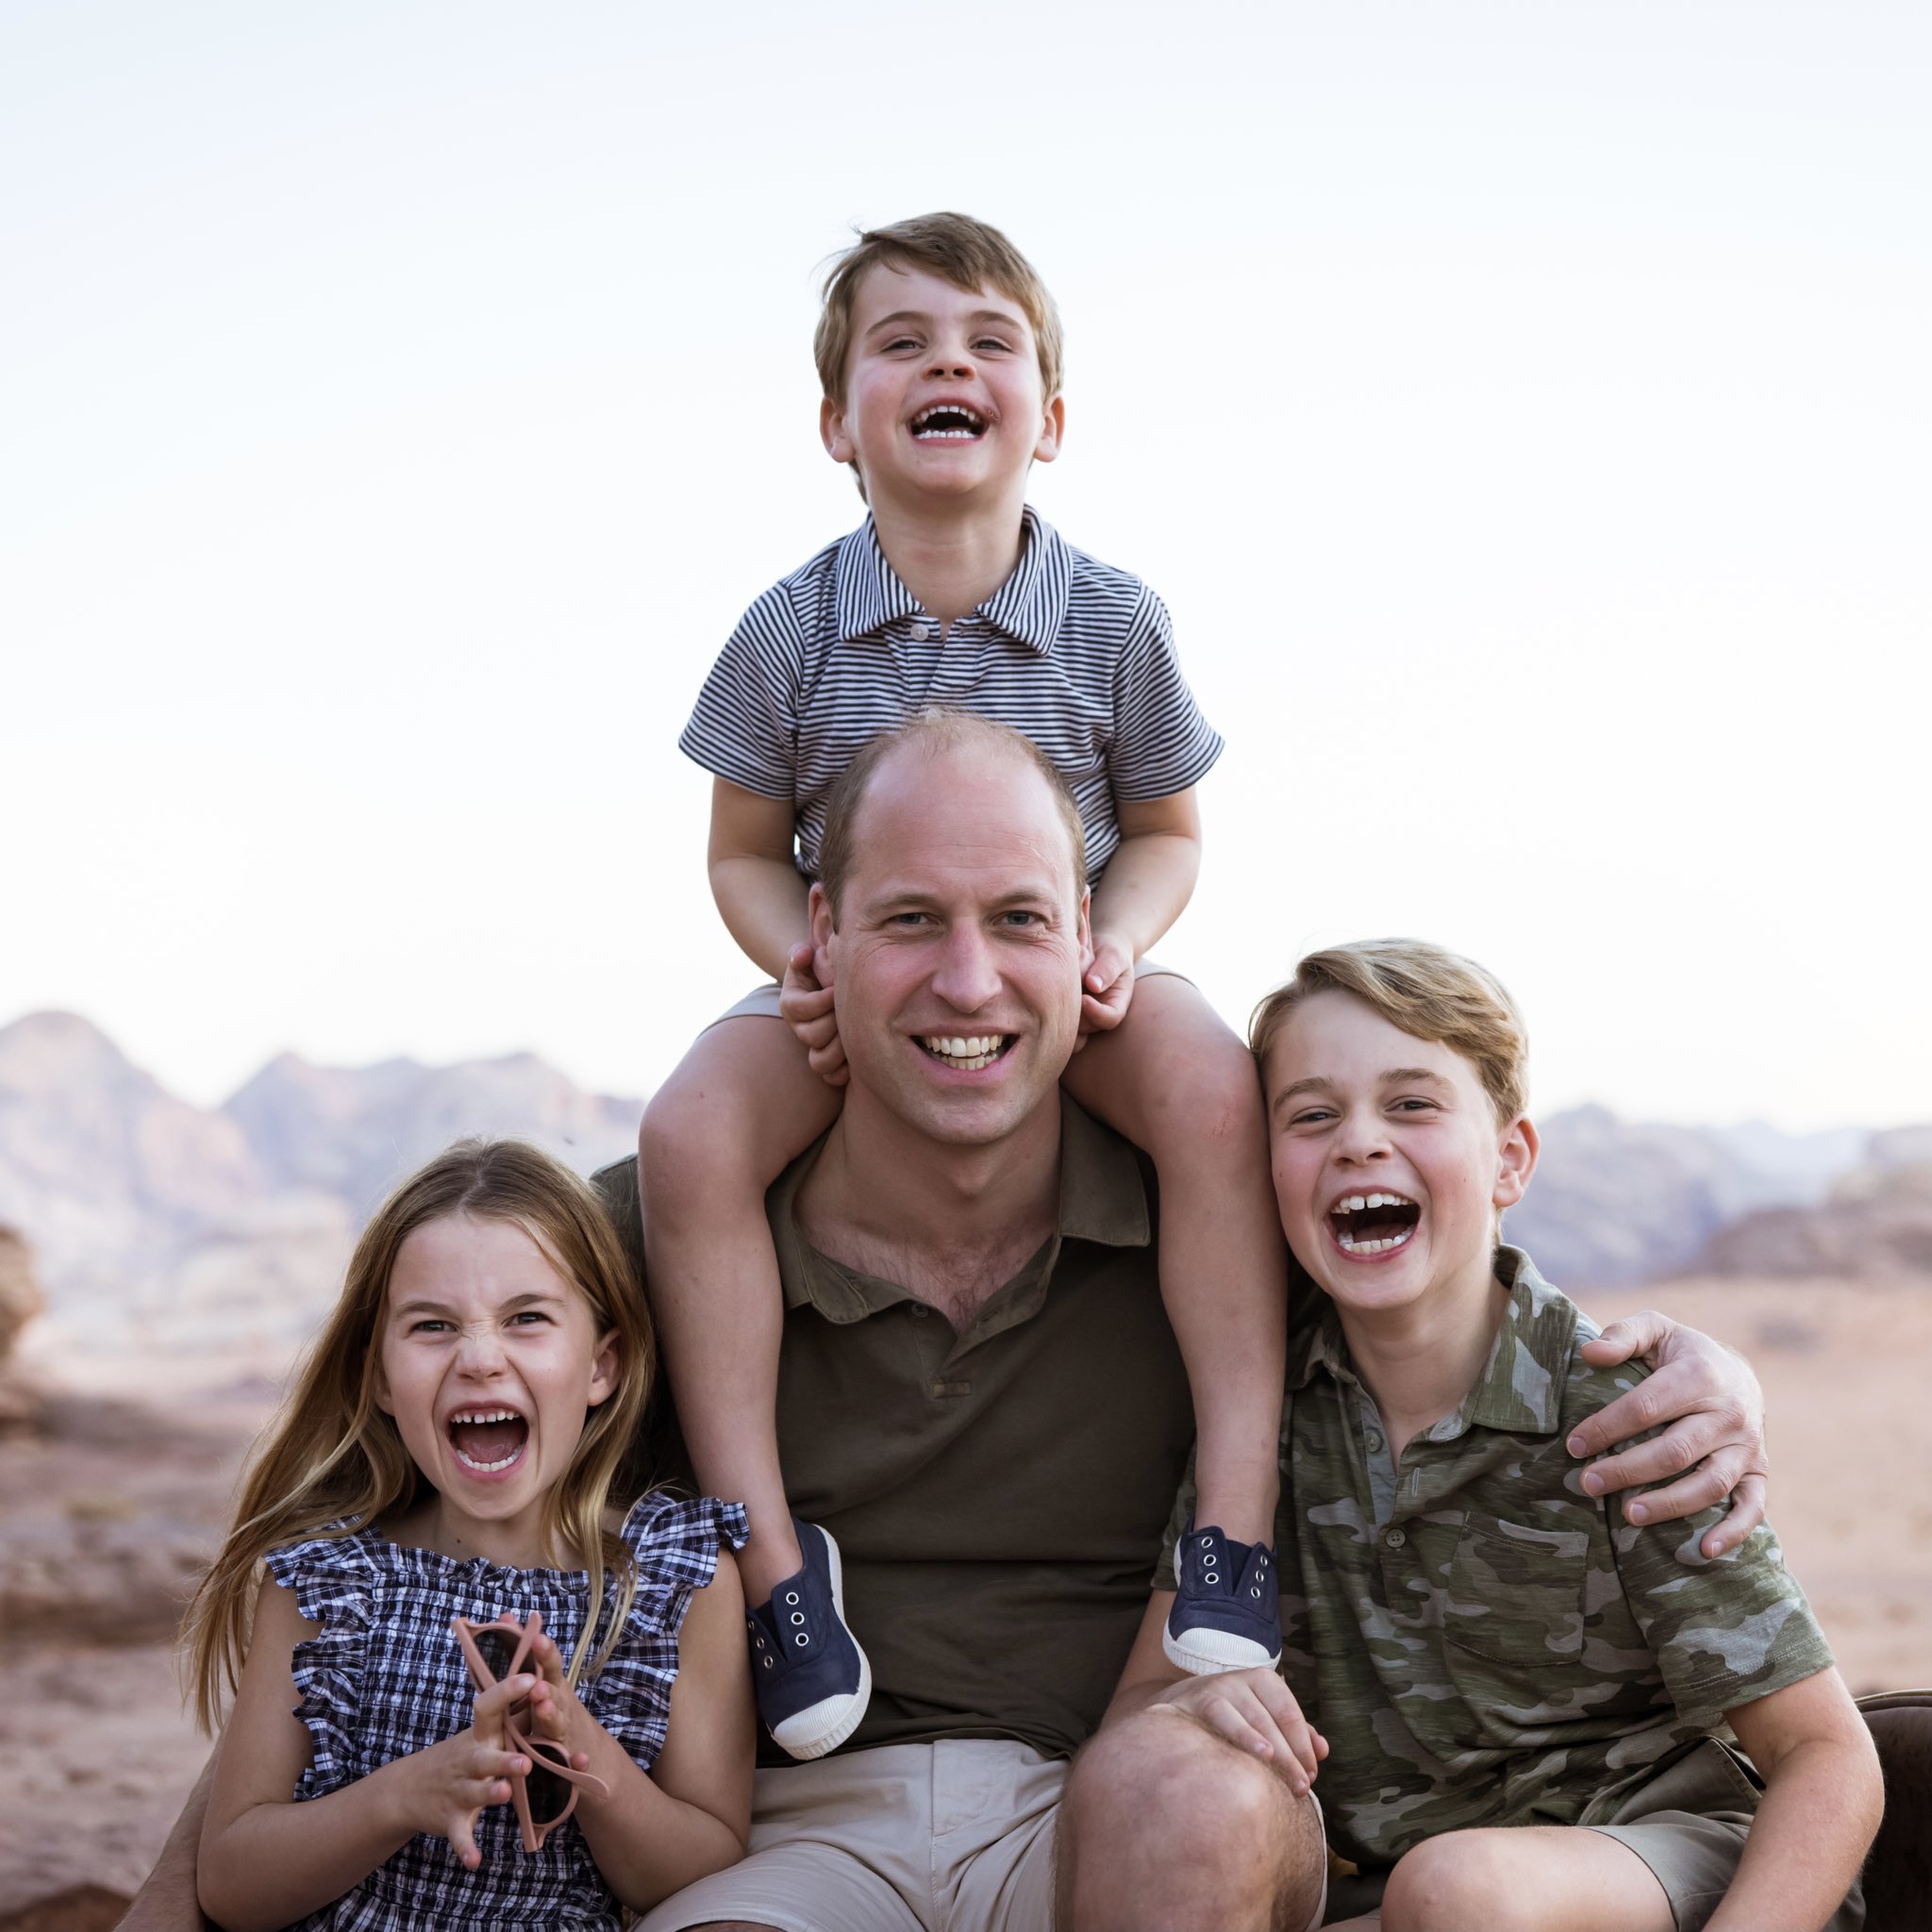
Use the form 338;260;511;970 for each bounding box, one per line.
1117;940;1879;1932
641;212;1290;1759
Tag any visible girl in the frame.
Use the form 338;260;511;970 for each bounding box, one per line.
183;1139;754;1931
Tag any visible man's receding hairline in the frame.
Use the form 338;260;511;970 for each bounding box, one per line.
842;735;1076;870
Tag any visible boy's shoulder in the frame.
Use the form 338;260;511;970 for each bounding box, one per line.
1487;1246;1658;1441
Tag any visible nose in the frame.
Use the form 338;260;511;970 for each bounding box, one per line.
1332;1103;1392;1167
454;1320;508;1378
929;921;1001;1013
925;341;975;381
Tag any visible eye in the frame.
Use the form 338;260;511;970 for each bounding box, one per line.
887;909;932;928
1391;1097;1440;1114
974;334;1014;354
1286;1106;1336;1128
408;1317;453;1334
509;1310;552;1326
999;909;1044;928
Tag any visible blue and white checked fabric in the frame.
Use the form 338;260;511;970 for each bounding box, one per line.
678;508;1224;883
263;1491;748;1931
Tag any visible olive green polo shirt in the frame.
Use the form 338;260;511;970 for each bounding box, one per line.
596;1098;1195;1767
1158;1247;1832;1870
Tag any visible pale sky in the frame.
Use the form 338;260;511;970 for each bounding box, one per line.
5;2;1927;1129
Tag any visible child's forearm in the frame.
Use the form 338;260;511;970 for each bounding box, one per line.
1707;1735;1881;1932
709;852;812;984
561;1706;749;1909
1088;826;1201;960
198;1761;419;1932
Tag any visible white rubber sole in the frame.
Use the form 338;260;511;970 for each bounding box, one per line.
768;1525;873;1760
1162;1622;1283;1676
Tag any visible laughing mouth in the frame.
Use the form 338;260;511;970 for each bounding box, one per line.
446;1406;529;1473
1328;1191;1421;1255
911;403;988;441
919;1033;1011;1071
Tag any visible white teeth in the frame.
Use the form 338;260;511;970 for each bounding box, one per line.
449;1407;520;1424
453;1445;523;1473
1334;1225;1417;1256
921;1033;1005;1070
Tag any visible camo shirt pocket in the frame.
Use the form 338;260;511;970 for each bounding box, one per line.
1442;1517;1591;1667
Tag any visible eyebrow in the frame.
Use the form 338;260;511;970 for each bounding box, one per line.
1271;1067;1455;1111
390;1289;567;1318
861;307;1025;337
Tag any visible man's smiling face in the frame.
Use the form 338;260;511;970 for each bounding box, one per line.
812;737;1091;1149
1262;990;1537;1322
819;259;1063;513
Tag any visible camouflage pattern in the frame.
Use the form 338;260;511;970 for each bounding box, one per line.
1158;1247;1833;1871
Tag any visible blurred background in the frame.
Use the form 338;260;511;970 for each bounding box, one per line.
3;2;1928;1922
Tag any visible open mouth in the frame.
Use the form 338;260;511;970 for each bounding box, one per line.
919;1032;1012;1072
911;403;988;441
446;1406;529;1474
1327;1191;1421;1256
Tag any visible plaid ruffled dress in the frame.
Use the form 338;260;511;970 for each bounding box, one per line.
263;1492;748;1931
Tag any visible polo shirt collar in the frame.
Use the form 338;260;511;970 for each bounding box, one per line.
771;1094;1151;1327
1288;1244;1574;1440
832;508;1073;656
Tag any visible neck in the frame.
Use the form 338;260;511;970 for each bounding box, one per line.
1335;1251;1509;1460
389;1490;559;1572
798;1084;1064;1279
868;489;1030;625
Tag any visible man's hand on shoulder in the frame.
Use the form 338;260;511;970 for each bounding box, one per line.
1567;1311;1768;1557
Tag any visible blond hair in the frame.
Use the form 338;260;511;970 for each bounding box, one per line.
815;709;1088;920
183;1140;655;1733
1250;940;1528;1125
814;211;1065;409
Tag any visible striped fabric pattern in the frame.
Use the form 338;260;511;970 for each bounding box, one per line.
679;508;1224;881
263;1492;747;1931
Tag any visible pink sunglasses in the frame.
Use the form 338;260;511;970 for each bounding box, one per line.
452;1609;609;1852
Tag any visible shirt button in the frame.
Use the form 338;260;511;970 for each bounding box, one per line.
1365;1430;1385;1453
910;621;931;641
1384;1526;1407;1550
908;1305;929;1319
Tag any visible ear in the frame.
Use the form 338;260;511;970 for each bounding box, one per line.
1034;393;1066;466
587;1327;621;1407
808;880;838;983
373;1348;394;1418
1491;1115;1540;1212
821;394;857;466
1075;884;1093;978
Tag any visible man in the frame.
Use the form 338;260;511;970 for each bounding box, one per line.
120;713;1769;1932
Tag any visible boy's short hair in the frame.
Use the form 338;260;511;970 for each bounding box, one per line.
814;212;1066;408
816;708;1088;921
1250;939;1528;1125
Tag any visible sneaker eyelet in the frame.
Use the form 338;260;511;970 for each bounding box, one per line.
763;1657;774;1668
785;1591;801;1606
791;1611;806;1624
1252;1587;1261;1597
794;1632;808;1646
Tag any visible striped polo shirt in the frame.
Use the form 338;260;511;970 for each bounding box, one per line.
678;508;1224;881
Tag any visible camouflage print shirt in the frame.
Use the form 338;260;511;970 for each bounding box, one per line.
1158;1247;1833;1871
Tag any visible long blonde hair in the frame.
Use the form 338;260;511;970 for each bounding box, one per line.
184;1139;656;1733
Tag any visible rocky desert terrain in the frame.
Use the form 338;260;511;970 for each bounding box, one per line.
2;1010;1928;1924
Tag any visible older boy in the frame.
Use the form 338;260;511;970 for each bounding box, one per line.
641;213;1291;1757
1106;941;1878;1931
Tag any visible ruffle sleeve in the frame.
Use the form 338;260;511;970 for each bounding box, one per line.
262;1528;375;1802
580;1493;749;1772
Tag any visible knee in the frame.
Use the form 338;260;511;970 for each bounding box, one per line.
1382;1833;1523;1932
1140;1031;1267;1160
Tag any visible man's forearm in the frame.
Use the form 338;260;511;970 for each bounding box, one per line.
118;1750;217;1931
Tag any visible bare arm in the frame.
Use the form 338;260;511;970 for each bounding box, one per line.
1082;789;1203;1031
525;1551;755;1909
708;777;809;983
1708;1668;1882;1932
1100;1592;1325;1793
1566;1312;1768;1557
198;1582;534;1932
116;1752;218;1931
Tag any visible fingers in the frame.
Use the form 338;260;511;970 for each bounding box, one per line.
1617;1444;1758;1527
1152;1675;1326;1794
1703;1473;1766;1557
1079;991;1129;1035
1567;1355;1722;1463
472;1673;538;1730
1577;1311;1671;1372
806;1036;849;1086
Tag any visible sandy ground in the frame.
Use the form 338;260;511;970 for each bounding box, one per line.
2;1275;1927;1920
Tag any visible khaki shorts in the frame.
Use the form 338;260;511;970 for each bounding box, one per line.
1321;1740;1862;1931
634;1740;1064;1932
708;958;1188;1029
638;1737;1327;1932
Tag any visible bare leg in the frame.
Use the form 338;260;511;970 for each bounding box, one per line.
1057;1705;1326;1931
1063;974;1287;1549
639;1015;841;1605
1380;1826;1674;1932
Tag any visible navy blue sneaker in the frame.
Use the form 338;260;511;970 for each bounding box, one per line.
1163;1519;1283;1674
746;1518;872;1759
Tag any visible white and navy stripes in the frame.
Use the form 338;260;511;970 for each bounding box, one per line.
679;508;1224;882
